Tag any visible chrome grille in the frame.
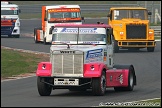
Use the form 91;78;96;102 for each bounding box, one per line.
51;50;83;76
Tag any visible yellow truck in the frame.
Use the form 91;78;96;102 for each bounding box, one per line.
107;7;156;53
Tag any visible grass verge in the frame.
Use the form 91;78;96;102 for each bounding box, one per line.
1;47;49;79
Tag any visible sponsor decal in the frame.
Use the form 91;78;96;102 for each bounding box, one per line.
117;74;123;84
85;49;103;63
86;49;103;59
61;28;97;33
83;41;99;44
60;50;75;54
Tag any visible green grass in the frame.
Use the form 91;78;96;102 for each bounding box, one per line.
1;48;49;78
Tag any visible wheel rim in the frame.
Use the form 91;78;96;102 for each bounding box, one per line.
129;73;133;87
101;75;106;92
34;35;36;41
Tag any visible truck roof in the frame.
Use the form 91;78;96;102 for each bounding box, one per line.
1;4;18;8
45;5;80;10
54;24;111;28
110;7;147;10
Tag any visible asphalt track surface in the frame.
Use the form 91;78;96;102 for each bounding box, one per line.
1;18;161;107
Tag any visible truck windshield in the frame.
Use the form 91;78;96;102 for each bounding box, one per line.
48;12;81;19
52;33;106;45
1;10;19;15
113;9;146;20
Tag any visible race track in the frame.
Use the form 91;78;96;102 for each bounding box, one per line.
1;18;161;107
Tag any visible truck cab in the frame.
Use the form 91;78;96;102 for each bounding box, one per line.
34;5;84;45
107;7;155;53
1;1;21;38
36;24;136;96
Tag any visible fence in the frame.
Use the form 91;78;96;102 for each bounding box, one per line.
19;4;161;24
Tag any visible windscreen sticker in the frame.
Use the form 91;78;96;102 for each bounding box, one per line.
60;28;98;33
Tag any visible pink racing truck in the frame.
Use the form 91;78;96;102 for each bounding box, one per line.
36;24;137;96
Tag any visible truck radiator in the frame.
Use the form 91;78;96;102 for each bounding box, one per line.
1;26;14;35
1;21;15;35
126;24;147;39
51;52;83;75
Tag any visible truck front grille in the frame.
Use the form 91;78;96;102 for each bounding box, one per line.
1;26;14;35
51;51;83;76
126;24;147;39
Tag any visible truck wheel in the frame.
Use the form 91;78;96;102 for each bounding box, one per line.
114;67;134;91
34;28;39;43
37;77;52;96
147;47;154;52
112;36;119;53
147;42;155;52
34;33;39;43
92;71;106;96
44;37;48;45
14;35;20;38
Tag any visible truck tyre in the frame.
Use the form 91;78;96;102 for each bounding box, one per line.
92;71;106;96
37;77;52;96
147;42;155;52
34;28;41;43
114;65;135;91
14;35;20;38
112;36;119;53
43;37;48;45
147;47;154;52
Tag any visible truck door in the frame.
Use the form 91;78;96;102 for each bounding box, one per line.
106;28;114;68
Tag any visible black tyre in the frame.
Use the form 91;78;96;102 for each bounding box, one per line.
147;42;155;52
34;28;41;43
43;37;48;45
112;36;119;53
14;35;20;38
92;71;106;96
147;47;154;52
37;77;52;96
114;66;135;91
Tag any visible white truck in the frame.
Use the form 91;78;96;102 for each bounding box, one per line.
1;1;21;38
34;5;84;45
36;24;136;96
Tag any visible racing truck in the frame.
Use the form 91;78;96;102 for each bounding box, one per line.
36;24;137;96
34;5;84;45
107;7;156;53
1;1;21;38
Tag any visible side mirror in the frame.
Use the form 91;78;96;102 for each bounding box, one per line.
81;17;84;20
148;12;152;15
49;26;54;34
107;28;113;35
44;18;47;21
107;13;111;17
19;9;21;13
81;17;85;22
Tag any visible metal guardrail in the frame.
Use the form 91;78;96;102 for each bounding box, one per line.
18;4;161;23
154;29;161;36
150;26;161;36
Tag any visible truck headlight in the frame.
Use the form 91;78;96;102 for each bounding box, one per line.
120;31;124;36
90;65;95;71
42;64;46;69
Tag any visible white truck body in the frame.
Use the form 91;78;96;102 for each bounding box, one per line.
34;5;84;44
36;24;136;96
1;1;20;38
